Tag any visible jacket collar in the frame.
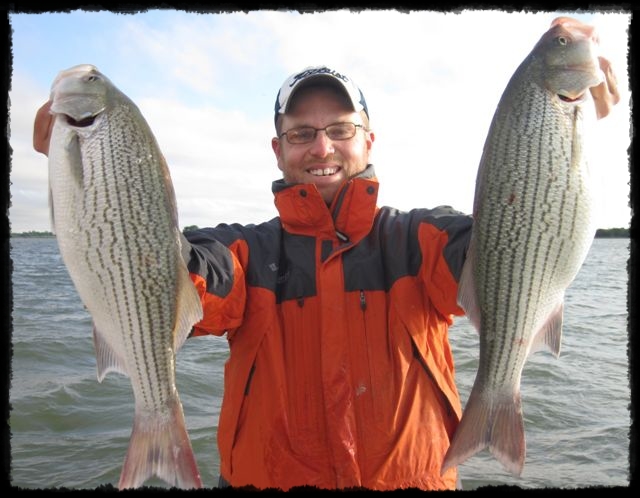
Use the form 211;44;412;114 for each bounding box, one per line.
272;164;379;244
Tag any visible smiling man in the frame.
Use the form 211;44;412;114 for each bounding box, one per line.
182;66;473;490
272;67;374;205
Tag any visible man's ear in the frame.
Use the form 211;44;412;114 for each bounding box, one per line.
272;137;284;172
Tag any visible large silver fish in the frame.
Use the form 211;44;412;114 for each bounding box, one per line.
441;17;620;477
46;64;203;489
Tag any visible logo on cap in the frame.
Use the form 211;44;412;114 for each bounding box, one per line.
288;67;349;88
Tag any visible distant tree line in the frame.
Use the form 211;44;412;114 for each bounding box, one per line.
11;230;54;238
11;227;202;237
11;226;629;238
594;227;629;238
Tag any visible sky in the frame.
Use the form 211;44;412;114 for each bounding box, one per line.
7;9;632;233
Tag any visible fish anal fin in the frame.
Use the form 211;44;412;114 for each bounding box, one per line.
93;325;128;382
530;300;564;358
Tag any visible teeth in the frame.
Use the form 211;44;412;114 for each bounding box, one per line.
309;167;338;176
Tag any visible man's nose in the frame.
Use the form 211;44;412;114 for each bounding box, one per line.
308;129;335;156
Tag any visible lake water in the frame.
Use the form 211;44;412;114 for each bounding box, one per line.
8;237;630;490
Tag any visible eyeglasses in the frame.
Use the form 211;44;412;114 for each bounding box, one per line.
278;122;366;145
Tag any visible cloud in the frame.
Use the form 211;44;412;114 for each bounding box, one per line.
136;96;278;228
9;70;52;233
8;10;631;233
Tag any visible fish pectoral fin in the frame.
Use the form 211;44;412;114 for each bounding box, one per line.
457;242;481;332
93;325;129;381
530;300;564;358
66;133;85;187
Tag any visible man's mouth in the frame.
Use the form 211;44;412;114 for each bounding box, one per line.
308;167;339;177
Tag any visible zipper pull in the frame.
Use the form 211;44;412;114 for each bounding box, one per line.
336;230;349;243
359;290;367;311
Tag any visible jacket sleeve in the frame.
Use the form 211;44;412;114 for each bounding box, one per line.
182;228;247;336
417;206;473;319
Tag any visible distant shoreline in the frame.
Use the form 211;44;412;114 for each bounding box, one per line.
593;228;630;238
10;227;631;239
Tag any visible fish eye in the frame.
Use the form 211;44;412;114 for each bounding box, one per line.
556;36;569;46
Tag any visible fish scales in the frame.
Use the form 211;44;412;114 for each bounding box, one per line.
477;84;591;394
77;104;176;403
441;17;619;478
46;64;203;489
477;86;589;385
85;105;176;409
64;121;175;410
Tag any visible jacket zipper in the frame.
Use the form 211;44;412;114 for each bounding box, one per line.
359;289;367;311
332;182;351;244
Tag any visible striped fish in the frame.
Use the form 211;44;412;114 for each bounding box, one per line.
441;17;620;477
46;64;203;489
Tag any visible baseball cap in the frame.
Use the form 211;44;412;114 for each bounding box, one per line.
274;66;369;125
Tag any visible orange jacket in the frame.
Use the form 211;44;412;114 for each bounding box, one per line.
185;165;472;490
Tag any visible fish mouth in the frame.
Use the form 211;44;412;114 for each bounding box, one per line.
64;114;99;127
50;93;106;128
557;92;586;104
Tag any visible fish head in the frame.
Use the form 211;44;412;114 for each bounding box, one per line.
50;64;114;127
534;17;619;119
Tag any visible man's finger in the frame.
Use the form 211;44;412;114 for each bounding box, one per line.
33;100;54;156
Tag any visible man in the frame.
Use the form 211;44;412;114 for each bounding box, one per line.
34;66;472;490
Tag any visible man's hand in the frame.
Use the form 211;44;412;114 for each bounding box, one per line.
590;56;620;120
33;100;54;156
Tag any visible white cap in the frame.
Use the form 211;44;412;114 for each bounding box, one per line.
274;66;369;125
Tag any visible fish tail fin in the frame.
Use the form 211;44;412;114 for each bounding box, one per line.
441;386;525;477
489;390;526;476
118;396;202;490
440;387;492;476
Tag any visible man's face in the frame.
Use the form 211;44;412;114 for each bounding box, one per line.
272;86;375;205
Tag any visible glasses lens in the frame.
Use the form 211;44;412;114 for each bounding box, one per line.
326;123;357;140
287;127;316;144
284;123;361;144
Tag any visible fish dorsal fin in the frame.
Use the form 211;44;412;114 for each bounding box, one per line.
48;187;56;234
530;300;564;358
457;241;481;332
93;325;129;382
172;232;204;352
